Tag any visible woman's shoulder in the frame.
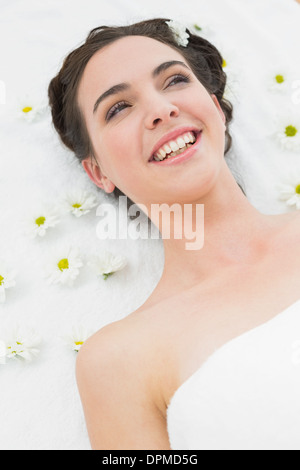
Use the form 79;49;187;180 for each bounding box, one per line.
75;311;172;449
76;312;146;375
77;307;156;363
75;307;166;404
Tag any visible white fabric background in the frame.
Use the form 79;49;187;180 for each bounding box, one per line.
0;0;299;450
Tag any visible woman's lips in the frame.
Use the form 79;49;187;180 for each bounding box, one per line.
149;131;202;166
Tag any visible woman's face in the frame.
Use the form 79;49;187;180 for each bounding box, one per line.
78;35;226;207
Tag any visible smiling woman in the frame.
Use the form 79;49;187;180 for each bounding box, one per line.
48;18;243;210
48;17;300;451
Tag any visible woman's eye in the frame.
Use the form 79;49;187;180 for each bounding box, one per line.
106;101;129;121
167;73;191;88
105;74;191;121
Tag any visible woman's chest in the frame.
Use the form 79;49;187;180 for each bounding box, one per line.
157;243;300;411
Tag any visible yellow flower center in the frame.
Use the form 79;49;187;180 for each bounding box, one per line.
222;59;227;68
285;125;298;137
0;275;4;286
58;258;69;271
75;341;84;346
22;106;33;113
9;341;23;355
275;74;284;84
296;184;300;194
72;203;82;209
35;216;46;227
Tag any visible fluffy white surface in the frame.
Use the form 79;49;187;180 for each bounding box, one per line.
0;0;299;450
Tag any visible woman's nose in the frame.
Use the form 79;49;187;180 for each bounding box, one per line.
144;96;180;129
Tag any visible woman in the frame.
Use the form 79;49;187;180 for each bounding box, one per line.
48;18;300;450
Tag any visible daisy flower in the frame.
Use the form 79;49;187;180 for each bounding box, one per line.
44;246;83;286
265;64;293;93
0;261;16;304
5;325;41;362
165;20;190;47
88;250;127;280
63;189;98;217
277;172;300;210
0;340;7;365
16;94;47;123
22;205;61;238
268;72;289;92
63;325;94;353
274;117;300;152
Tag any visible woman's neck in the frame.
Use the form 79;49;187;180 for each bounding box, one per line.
151;163;283;299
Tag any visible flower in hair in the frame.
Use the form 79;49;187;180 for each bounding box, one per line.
165;20;190;47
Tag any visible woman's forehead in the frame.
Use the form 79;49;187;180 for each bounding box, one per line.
78;35;188;111
97;34;183;62
83;36;186;83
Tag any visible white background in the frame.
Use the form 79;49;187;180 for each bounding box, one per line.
0;0;299;450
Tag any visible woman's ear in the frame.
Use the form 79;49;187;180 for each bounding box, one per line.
81;156;115;193
211;94;226;128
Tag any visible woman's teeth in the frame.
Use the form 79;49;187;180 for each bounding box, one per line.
155;143;194;160
152;131;197;162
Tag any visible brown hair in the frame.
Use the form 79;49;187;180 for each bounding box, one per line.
48;17;245;200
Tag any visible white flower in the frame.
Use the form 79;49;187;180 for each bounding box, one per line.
277;172;300;210
63;189;98;218
88;250;127;280
63;325;94;353
0;261;16;304
44;246;83;286
270;110;300;152
5;325;41;362
165;20;190;47
275;120;300;151
0;340;7;365
265;65;293;93
22;205;61;238
16;94;47;123
268;72;289;93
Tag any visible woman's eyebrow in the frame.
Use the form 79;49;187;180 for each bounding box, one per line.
92;60;190;115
